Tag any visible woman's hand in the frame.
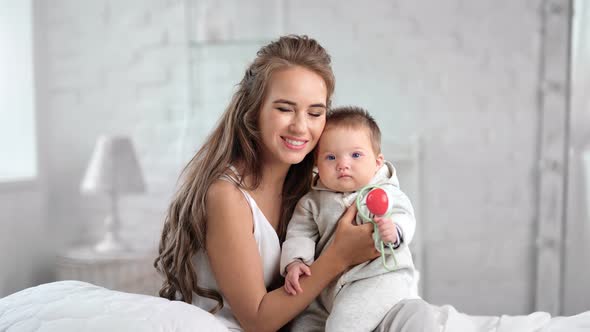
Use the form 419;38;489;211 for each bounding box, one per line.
328;204;380;268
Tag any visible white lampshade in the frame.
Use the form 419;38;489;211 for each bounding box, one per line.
81;135;146;194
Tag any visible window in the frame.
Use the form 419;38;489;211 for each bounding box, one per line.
0;0;37;182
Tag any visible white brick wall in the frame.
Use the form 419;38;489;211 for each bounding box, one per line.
30;0;559;315
38;0;189;253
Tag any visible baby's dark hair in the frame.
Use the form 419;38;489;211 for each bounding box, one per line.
325;106;382;154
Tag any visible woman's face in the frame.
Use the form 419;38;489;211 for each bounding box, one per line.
258;66;328;166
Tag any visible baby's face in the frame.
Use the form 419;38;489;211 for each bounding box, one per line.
316;126;383;192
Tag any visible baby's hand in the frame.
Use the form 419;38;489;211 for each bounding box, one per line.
374;216;398;244
284;261;311;295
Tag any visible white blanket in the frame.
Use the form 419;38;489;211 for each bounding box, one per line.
1;281;589;332
429;304;590;332
0;281;227;332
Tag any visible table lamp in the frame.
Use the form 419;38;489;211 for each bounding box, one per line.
81;135;146;252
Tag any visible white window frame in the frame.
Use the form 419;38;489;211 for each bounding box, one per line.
0;0;38;187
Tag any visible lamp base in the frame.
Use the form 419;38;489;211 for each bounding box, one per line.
95;230;130;253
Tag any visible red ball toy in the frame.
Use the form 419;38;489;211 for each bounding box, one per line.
365;188;389;216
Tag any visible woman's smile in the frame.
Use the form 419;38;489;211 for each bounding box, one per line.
282;136;308;150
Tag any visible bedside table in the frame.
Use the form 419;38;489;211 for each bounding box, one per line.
56;246;162;296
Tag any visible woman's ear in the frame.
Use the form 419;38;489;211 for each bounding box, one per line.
376;153;384;167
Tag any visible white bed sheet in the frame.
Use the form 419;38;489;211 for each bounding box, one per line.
1;280;589;332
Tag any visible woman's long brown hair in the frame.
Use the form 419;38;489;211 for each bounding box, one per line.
154;35;335;313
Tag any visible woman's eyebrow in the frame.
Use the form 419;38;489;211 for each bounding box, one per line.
309;103;327;109
272;99;327;109
273;99;296;106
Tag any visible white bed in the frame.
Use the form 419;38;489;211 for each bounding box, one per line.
1;281;589;332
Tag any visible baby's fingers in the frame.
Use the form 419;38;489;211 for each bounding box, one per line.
284;281;294;295
293;278;303;294
381;230;396;243
377;223;393;236
374;216;392;225
301;264;312;277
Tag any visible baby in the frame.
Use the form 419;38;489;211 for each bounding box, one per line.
280;106;419;332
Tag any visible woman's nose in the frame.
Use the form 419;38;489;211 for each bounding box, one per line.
289;113;306;134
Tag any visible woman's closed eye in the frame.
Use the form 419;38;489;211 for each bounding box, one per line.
276;107;293;112
308;107;325;118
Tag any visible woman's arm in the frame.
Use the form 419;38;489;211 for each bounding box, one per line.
205;180;377;332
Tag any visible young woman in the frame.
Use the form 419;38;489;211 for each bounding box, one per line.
154;35;435;332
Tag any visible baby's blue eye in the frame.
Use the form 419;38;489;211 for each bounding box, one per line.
326;155;336;161
352;152;361;158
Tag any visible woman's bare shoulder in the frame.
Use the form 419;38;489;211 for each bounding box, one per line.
206;178;252;228
206;179;256;252
208;178;243;200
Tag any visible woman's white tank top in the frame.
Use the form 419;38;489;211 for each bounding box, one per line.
191;168;281;330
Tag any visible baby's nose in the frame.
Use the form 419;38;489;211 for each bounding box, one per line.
337;163;350;171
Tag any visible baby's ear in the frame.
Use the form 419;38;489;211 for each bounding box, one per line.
376;153;384;167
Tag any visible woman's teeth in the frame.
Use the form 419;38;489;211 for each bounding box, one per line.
284;138;305;146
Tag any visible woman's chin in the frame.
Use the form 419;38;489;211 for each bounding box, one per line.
284;156;307;165
277;149;311;165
